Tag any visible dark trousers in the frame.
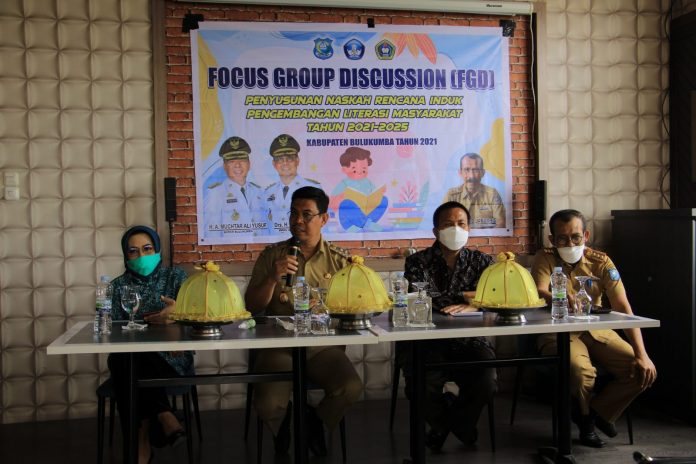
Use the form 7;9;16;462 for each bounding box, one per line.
400;338;497;437
107;352;178;438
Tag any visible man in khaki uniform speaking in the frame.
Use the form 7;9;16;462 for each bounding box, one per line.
245;186;362;456
531;209;657;448
444;153;506;229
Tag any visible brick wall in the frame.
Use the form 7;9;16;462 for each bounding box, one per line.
165;1;536;264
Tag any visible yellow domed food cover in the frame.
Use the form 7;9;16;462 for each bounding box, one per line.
326;256;392;314
472;252;546;309
172;261;251;322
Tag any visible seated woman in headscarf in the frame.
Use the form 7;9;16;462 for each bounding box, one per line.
107;225;193;464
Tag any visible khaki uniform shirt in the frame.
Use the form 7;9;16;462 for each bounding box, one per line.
532;246;625;341
248;236;350;316
444;184;506;229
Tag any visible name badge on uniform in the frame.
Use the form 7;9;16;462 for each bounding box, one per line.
226;198;238;204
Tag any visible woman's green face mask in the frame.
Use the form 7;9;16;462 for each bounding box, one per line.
127;253;161;276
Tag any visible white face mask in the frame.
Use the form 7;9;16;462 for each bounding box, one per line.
438;226;469;251
557;245;585;264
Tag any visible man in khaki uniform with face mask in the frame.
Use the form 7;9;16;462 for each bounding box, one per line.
245;186;362;457
532;209;657;448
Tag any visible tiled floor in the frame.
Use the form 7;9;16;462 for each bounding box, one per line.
1;395;695;463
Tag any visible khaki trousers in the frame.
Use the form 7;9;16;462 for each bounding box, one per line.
538;330;645;423
252;346;363;434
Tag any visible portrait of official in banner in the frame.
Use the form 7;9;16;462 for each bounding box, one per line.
203;136;267;238
263;134;322;235
444;153;506;229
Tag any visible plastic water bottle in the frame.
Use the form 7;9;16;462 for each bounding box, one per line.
391;272;409;327
550;267;568;320
293;276;311;334
95;276;113;334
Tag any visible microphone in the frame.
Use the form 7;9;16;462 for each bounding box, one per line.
285;237;301;287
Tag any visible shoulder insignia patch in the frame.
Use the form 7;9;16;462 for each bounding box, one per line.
265;182;277;191
608;268;620;281
585;248;607;262
208;182;222;189
329;243;350;259
250;182;261;188
306;178;320;185
446;186;461;196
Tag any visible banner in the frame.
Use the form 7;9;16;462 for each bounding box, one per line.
191;22;513;245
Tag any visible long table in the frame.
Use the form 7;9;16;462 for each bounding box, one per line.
369;310;660;464
48;310;659;464
47;320;378;464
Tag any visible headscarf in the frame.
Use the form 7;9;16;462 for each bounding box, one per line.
120;225;162;277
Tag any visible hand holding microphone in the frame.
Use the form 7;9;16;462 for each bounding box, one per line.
284;237;301;287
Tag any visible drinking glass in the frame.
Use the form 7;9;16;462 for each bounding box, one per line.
310;287;331;335
571;276;598;321
421;270;441;298
408;282;431;327
120;285;144;331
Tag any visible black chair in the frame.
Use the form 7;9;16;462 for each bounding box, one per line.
389;343;498;452
244;350;347;463
96;378;202;464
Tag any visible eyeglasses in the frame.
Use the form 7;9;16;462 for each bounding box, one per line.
289;210;322;223
552;234;584;247
461;168;484;174
127;244;155;257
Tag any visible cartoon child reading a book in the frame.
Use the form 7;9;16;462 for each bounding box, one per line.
329;146;388;232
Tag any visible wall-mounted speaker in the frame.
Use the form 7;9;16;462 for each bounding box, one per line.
532;179;546;221
164;177;177;222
